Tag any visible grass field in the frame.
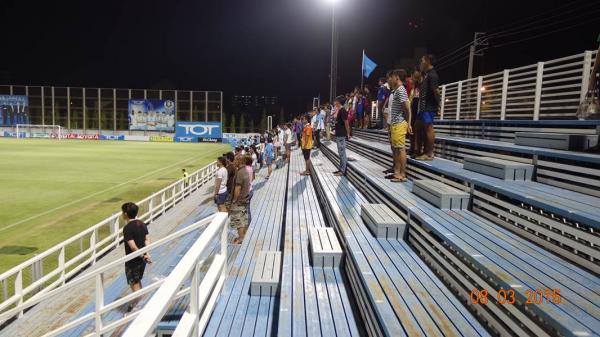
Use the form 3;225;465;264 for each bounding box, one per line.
0;138;230;274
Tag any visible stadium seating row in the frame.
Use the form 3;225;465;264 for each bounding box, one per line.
320;140;600;337
352;128;600;198
310;150;492;337
349;131;600;274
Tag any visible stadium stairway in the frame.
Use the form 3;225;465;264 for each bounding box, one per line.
277;151;363;337
0;179;223;337
320;140;600;337
349;129;600;275
309;150;492;337
202;158;288;337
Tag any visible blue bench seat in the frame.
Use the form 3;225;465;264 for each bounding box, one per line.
321;141;600;337
311;151;491;337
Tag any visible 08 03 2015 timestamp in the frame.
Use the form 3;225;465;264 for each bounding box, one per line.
469;288;562;305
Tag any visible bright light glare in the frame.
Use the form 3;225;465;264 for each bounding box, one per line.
325;0;340;4
480;86;486;92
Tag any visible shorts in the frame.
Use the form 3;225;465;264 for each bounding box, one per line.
302;149;311;160
214;191;228;205
390;121;408;149
356;111;364;119
125;261;146;285
285;143;292;151
418;111;436;124
229;202;249;229
265;156;273;165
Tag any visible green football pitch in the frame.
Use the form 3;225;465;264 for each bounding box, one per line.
0;138;230;274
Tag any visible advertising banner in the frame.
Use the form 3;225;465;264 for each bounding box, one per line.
99;135;125;141
149;135;173;142
123;135;150;142
0;95;29;126
175;122;222;142
64;133;100;140
222;133;260;147
129;99;176;131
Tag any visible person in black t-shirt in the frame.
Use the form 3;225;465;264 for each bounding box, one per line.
121;202;152;312
333;96;351;176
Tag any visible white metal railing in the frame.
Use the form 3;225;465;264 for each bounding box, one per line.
439;50;598;120
123;212;228;337
0;161;218;322
0;212;228;337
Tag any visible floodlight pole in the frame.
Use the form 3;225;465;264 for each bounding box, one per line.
329;2;338;104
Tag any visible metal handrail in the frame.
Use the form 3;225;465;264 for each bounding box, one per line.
0;212;228;337
439;50;598;121
123;212;229;337
0;161;218;320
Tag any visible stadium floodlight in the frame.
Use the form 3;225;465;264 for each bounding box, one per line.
16;124;63;140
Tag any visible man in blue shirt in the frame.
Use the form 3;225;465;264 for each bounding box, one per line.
311;108;324;149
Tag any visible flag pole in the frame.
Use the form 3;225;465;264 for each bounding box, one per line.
361;50;364;89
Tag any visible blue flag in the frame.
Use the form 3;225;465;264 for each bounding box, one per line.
362;50;377;78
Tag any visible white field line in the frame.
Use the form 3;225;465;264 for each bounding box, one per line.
0;149;222;232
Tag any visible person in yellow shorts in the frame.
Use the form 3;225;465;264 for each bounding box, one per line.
386;69;412;182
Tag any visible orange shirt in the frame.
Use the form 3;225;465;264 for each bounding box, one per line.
301;124;313;150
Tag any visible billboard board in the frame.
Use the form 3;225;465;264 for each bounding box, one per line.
128;99;175;131
0;95;29;126
175;122;222;142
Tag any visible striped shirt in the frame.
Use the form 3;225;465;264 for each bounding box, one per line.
390;85;408;125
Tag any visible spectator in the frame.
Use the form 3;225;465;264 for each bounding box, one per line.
293;117;303;147
225;152;236;207
364;87;372;128
214;157;228;212
249;146;258;177
355;90;366;129
301;114;314;176
121;202;152;312
264;134;274;179
377;78;390;130
416;54;440;161
182;168;189;188
312;108;324;149
323;103;332;140
273;128;281;161
333;95;351;176
386;69;412;182
244;155;254;224
382;78;395;175
230;156;250;244
284;123;293;163
409;69;423;157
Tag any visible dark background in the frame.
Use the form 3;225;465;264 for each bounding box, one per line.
1;0;598;120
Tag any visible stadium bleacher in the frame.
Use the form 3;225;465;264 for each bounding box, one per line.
349;129;600;275
277;152;362;337
320;138;600;337
3;122;600;337
310;150;492;337
203;159;288;337
352;126;600;198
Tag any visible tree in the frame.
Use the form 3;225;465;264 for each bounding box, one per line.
259;108;267;132
279;107;285;126
230;114;237;133
240;113;246;133
222;113;228;132
249;118;255;133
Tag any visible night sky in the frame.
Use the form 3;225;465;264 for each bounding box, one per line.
1;0;598;114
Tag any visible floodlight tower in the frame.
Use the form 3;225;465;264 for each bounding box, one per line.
326;0;340;105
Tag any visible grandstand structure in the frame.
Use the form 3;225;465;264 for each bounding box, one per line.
0;50;599;337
